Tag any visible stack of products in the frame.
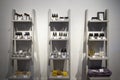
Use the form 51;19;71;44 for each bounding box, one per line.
52;70;68;77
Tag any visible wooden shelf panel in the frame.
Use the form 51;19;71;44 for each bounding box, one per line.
12;20;32;22
49;72;69;79
88;20;109;23
11;56;31;60
89;77;111;80
88;56;109;60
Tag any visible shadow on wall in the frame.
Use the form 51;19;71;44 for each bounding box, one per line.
75;53;87;80
76;10;87;80
33;10;41;80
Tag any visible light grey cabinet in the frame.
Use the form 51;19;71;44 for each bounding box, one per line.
8;9;35;80
47;9;71;80
84;9;112;80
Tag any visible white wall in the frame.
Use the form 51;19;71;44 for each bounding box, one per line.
0;0;120;80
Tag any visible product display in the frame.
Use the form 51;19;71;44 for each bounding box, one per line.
59;17;69;20
88;68;112;77
50;48;68;58
91;12;105;21
48;9;70;80
24;32;31;39
85;9;111;80
14;10;31;20
89;32;106;40
89;33;94;39
8;9;35;80
52;70;68;77
88;48;95;57
94;33;99;39
52;13;58;20
91;17;99;21
51;31;68;39
14;11;23;20
5;9;113;80
15;71;31;76
12;50;31;58
97;12;105;20
15;32;22;39
15;32;31;39
61;48;67;58
99;33;105;39
51;13;69;21
24;13;31;20
10;71;31;79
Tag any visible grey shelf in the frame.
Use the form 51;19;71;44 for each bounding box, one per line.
50;39;69;41
10;56;32;60
13;39;32;41
49;72;69;79
84;9;111;80
12;20;32;22
8;9;35;80
49;57;69;60
88;39;107;41
88;56;109;60
48;9;70;80
9;75;31;80
50;19;69;22
88;20;109;23
89;77;111;80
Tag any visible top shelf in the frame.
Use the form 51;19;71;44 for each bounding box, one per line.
88;20;109;23
49;9;70;23
87;9;109;23
12;20;32;22
50;19;69;22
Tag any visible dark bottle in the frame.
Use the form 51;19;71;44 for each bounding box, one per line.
61;48;67;53
16;32;22;35
53;32;57;37
99;33;104;39
89;33;93;39
24;13;30;20
59;33;63;39
94;33;98;39
24;32;30;36
64;33;67;36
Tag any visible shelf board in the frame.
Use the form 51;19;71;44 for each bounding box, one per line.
12;20;32;22
49;72;69;79
88;31;105;33
49;57;69;60
14;52;31;54
50;19;69;22
88;56;109;60
88;20;109;23
13;39;32;41
9;75;31;79
50;31;69;32
11;56;31;60
89;76;111;80
88;38;107;41
16;31;32;32
50;38;69;41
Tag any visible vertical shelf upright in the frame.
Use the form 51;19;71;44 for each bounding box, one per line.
8;9;35;80
85;9;112;80
47;9;70;80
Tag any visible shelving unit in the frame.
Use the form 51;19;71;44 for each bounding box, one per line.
85;9;112;80
47;9;70;80
8;9;35;80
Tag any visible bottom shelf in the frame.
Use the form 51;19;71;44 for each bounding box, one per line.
49;72;70;79
11;56;31;60
9;71;31;80
89;77;111;80
9;75;31;80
